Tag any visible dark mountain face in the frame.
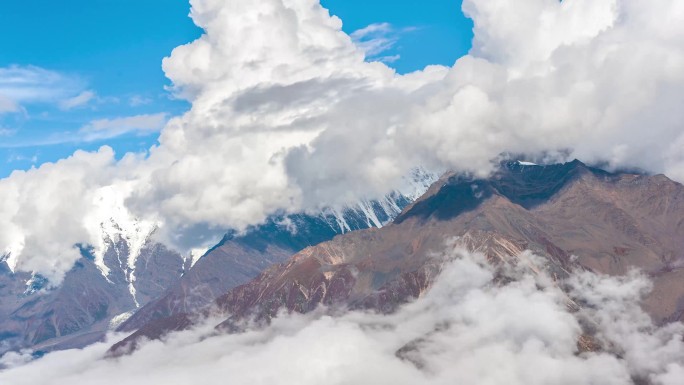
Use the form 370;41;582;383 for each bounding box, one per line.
396;160;612;223
0;239;184;355
110;160;684;355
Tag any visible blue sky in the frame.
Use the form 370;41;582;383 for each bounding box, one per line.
0;0;472;178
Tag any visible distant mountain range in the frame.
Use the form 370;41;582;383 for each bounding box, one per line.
109;160;684;355
4;159;684;361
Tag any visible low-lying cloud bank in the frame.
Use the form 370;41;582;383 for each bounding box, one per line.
2;0;684;283
1;249;682;384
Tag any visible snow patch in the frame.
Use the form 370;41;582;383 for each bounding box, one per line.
127;282;140;308
328;207;352;233
356;200;383;228
379;194;402;217
108;311;134;330
189;247;209;268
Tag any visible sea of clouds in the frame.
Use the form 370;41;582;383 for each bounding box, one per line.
1;248;682;384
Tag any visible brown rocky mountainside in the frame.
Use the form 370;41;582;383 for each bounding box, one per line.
111;160;684;354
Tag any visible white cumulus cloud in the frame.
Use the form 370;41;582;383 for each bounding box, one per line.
0;148;116;282
79;113;169;141
1;0;684;283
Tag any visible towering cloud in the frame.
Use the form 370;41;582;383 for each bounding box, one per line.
0;148;118;281
2;0;684;283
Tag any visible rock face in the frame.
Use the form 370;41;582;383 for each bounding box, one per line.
0;238;184;355
111;160;684;354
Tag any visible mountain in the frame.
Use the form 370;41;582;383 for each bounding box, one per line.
110;160;684;354
0;169;436;356
116;168;437;333
0;227;185;355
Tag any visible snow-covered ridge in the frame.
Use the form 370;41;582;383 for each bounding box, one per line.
324;167;438;233
98;218;156;307
399;167;440;201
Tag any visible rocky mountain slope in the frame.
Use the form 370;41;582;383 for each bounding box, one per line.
111;160;684;354
116;169;437;333
0;234;184;355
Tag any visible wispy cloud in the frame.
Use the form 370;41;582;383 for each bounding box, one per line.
0;113;168;149
129;95;153;107
0;128;16;137
7;152;38;164
350;23;416;63
0;95;20;115
0;65;83;106
79;113;168;141
0;135;77;149
0;66;118;114
59;90;96;110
